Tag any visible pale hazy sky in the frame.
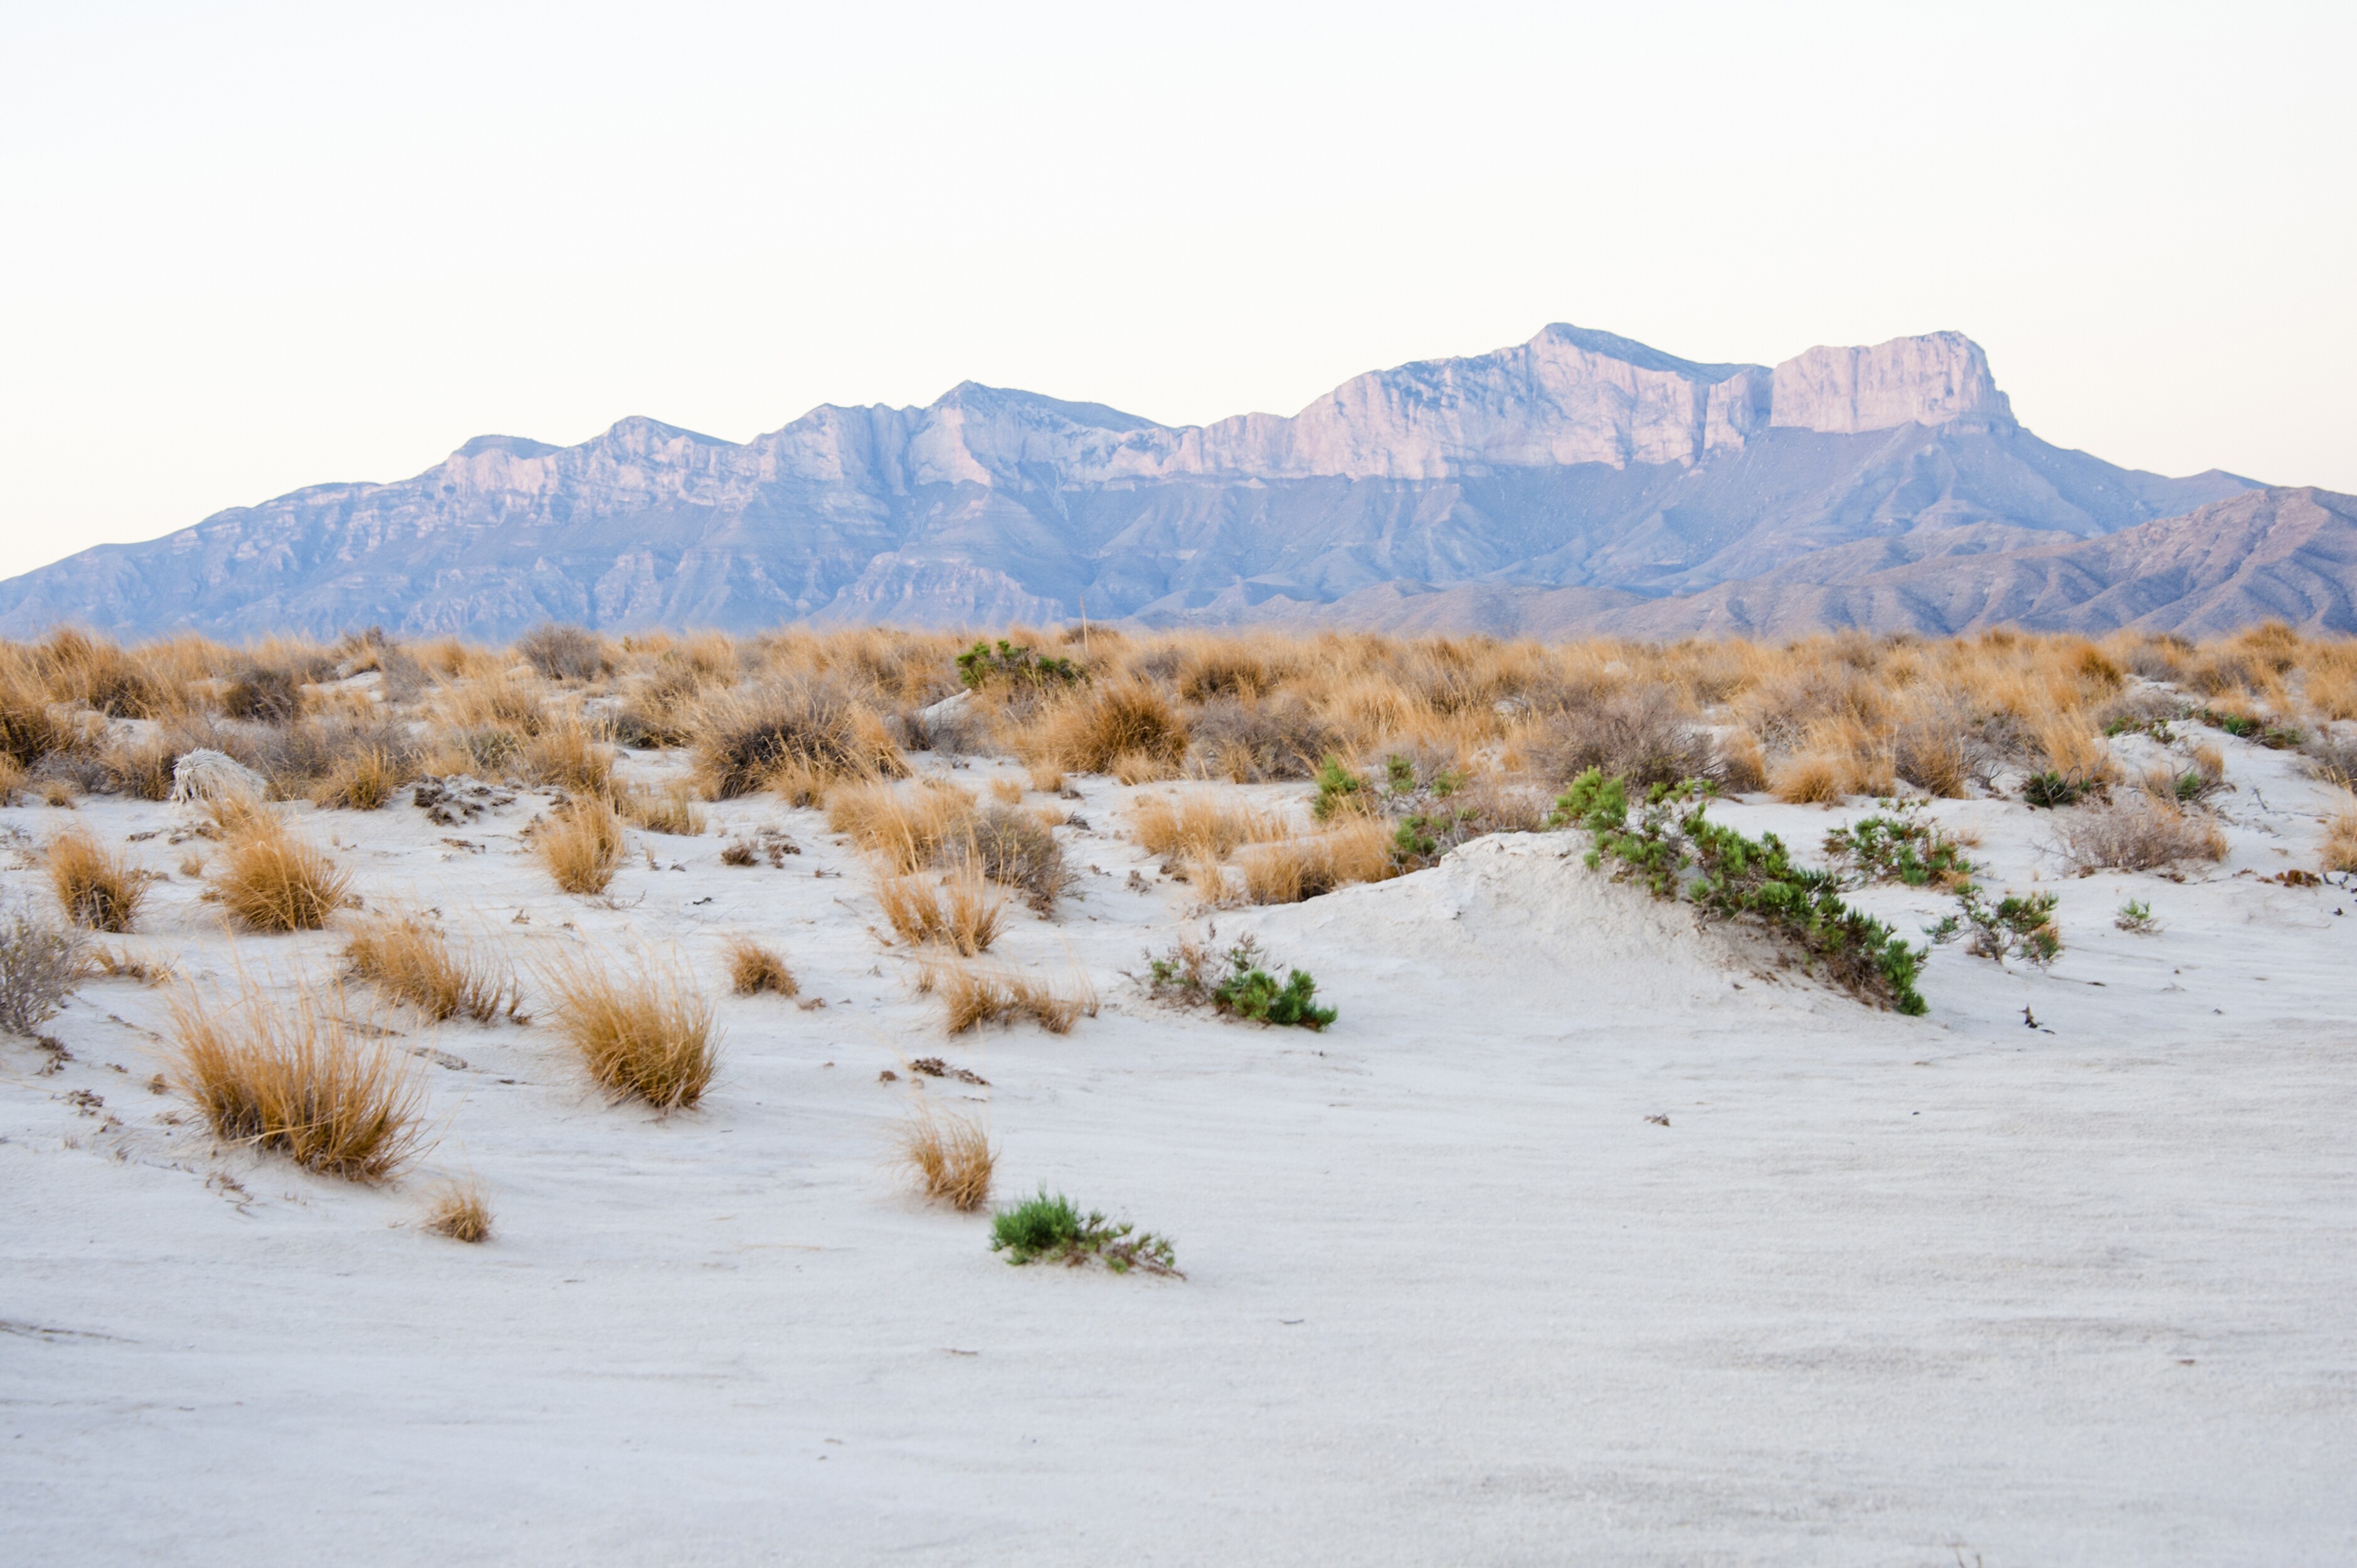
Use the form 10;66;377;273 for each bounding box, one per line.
1;1;2350;580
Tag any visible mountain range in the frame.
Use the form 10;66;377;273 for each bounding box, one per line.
5;324;2349;642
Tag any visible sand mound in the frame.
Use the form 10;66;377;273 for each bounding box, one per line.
1237;833;1787;1026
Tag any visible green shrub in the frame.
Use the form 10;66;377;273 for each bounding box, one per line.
1822;810;1974;887
2114;899;2159;934
1310;755;1369;821
1931;884;2061;967
990;1188;1180;1276
2195;707;2302;750
956;640;1083;692
2022;771;2096;809
1551;768;1927;1014
1145;934;1336;1030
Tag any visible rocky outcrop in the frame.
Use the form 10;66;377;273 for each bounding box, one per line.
0;324;2264;640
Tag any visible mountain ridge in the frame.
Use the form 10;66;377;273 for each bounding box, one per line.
0;324;2290;641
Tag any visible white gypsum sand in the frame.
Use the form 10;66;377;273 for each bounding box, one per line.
3;723;2354;1565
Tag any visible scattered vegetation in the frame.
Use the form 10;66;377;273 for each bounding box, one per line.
918;961;1096;1034
211;812;353;931
2115;899;2159;934
0;899;83;1037
2054;797;2228;876
534;795;627;894
896;1106;997;1210
423;1180;494;1242
721;935;798;997
990;1189;1180;1276
1821;810;1975;889
1554;769;1927;1014
539;950;720;1110
45;827;152;932
167;980;429;1181
342;915;521;1023
956;638;1083;691
1929;885;2062;967
1144;933;1336;1029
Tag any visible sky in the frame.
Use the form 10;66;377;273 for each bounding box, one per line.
1;1;2351;580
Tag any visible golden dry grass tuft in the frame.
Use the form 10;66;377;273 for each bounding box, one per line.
1022;677;1187;776
2057;798;2229;875
167;980;429;1182
211;813;352;931
919;960;1096;1034
722;935;798;997
872;869;1006;955
423;1180;494;1242
1129;790;1292;862
312;745;404;810
1234;818;1399;904
524;711;616;795
618;780;707;835
540;950;719;1109
827;779;977;872
342;915;519;1022
895;1106;996;1210
46;827;151;932
535;795;627;894
2323;794;2357;874
0;753;23;804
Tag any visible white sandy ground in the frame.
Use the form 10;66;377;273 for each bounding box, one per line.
3;721;2354;1566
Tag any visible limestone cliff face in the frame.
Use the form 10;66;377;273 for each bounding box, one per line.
0;324;2265;640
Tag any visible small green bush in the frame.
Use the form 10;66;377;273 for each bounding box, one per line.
1931;884;2061;967
2114;899;2159;934
2196;708;2303;750
1822;810;1975;887
956;640;1083;692
1551;768;1927;1015
2022;771;2097;809
990;1189;1180;1276
1146;935;1337;1030
1310;755;1368;821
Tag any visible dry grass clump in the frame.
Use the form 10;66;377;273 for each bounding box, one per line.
828;779;978;872
1022;677;1187;776
2055;798;2229;876
691;681;906;802
45;827;151;932
523;711;616;795
919;961;1096;1034
1130;790;1292;862
0;753;24;805
311;744;405;810
100;736;179;801
1234;818;1399;904
896;1106;996;1210
342;915;519;1022
2322;795;2357;873
1527;684;1714;788
534;795;627;894
721;935;798;997
963;802;1072;912
212;813;352;931
618;780;707;835
516;623;612;683
539;951;719;1110
423;1180;493;1242
167;981;428;1182
875;871;1007;955
0;899;85;1036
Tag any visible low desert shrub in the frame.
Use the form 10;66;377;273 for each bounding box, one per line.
0;899;83;1036
2301;730;2357;790
2115;899;2160;934
167;981;429;1181
2055;798;2228;875
920;961;1095;1034
2196;706;2304;750
721;935;798;997
2023;769;2102;809
692;681;905;802
1528;684;1714;790
534;795;627;894
956;638;1083;692
516;623;612;683
829;779;978;873
618;780;706;835
1821;812;1975;889
896;1106;997;1211
423;1180;493;1242
964;802;1071;912
46;827;151;932
101;736;179;801
1555;770;1927;1014
1927;884;2062;967
1145;933;1336;1029
1185;694;1338;781
539;951;719;1110
990;1189;1180;1276
342;916;520;1023
211;814;352;932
